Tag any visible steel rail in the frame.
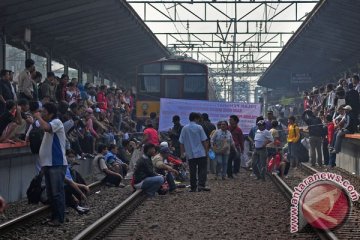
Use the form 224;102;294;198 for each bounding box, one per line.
73;189;145;240
0;181;101;235
269;172;338;240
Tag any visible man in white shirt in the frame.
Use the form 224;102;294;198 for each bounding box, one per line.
33;102;67;226
252;120;273;181
18;59;35;100
179;112;209;192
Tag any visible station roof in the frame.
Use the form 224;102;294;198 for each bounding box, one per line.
258;0;360;90
1;0;169;84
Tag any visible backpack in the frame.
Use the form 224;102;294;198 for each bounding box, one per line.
26;173;44;204
29;122;44;154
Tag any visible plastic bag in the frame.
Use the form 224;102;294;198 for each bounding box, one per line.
208;149;216;160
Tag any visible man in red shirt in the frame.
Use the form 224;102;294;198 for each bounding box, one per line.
141;119;159;146
228;115;244;177
326;115;336;167
96;85;108;112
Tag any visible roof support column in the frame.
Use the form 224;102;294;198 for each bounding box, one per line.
64;61;68;75
46;50;52;72
78;65;83;84
89;73;94;84
25;43;31;60
0;30;6;70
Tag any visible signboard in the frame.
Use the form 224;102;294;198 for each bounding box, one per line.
291;73;312;84
158;98;261;134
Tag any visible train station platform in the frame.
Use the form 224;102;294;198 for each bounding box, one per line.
0;144;94;203
337;134;360;175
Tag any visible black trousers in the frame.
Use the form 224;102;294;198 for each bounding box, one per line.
227;148;239;177
188;157;207;190
102;174;122;186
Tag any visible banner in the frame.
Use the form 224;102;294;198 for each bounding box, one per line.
159;98;261;134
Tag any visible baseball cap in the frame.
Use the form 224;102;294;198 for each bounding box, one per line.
159;147;170;154
160;142;169;148
343;105;352;111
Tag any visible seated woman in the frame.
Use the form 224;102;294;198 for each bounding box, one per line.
93;144;125;188
132;143;164;196
0;100;22;143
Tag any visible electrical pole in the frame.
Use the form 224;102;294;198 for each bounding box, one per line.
231;3;237;102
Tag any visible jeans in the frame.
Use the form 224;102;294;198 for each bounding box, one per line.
188;157;208;191
323;139;329;166
288;142;299;168
215;154;229;177
166;172;177;192
141;176;164;196
334;129;350;153
252;148;267;179
329;153;336;167
227;148;238;177
309;136;322;166
43;165;67;223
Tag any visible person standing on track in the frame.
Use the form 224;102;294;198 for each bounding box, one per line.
228;115;244;177
33;103;67;226
252;120;273;181
179;112;210;192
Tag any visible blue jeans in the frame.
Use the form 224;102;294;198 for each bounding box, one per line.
252;148;267;179
43;165;67;223
216;154;229;177
334;129;350;153
141;176;164;196
166;173;177;192
288;142;299;168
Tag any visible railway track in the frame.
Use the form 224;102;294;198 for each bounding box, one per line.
269;168;338;240
298;163;360;240
73;189;147;240
0;181;101;238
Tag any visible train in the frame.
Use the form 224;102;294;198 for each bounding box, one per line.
135;56;216;118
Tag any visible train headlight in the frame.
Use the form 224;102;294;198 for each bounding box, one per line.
141;103;149;111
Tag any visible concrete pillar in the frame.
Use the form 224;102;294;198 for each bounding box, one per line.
64;61;68;75
46;49;52;72
0;31;5;70
25;43;31;60
78;65;83;84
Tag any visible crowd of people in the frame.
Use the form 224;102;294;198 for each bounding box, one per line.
1;58;359;228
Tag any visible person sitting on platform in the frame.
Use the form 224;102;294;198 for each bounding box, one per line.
0;100;22;143
133;143;164;196
332;105;354;154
